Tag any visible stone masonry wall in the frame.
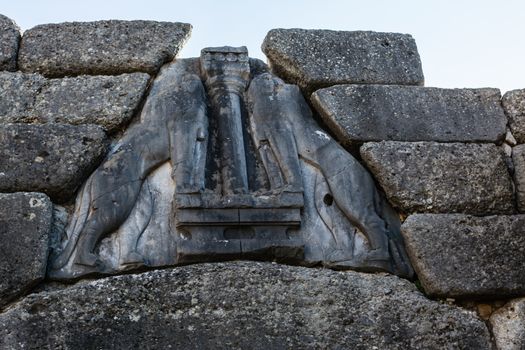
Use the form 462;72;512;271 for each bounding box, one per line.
1;14;525;349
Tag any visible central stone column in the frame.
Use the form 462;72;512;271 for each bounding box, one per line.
175;47;304;265
201;46;250;194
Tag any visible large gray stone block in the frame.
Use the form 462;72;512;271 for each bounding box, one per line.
312;85;506;146
402;214;525;298
0;262;491;349
490;298;525;350
0;14;20;71
0;123;108;203
18;20;191;77
360;141;514;215
0;72;150;132
262;29;423;94
34;73;149;132
503;89;525;144
0;192;52;308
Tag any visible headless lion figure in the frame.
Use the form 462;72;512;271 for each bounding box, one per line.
52;59;208;269
248;73;410;271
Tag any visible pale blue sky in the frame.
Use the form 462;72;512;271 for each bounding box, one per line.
3;0;524;93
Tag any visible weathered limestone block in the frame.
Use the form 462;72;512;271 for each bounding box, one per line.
34;73;150;132
0;262;491;349
360;142;514;215
402;214;525;298
0;72;150;132
490;298;525;350
18;20;191;77
0;192;52;308
312;85;506;146
0;14;20;71
512;144;525;212
0;123;108;203
262;29;423;94
503;89;525;144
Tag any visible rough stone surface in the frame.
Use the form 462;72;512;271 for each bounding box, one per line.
0;262;491;349
503;89;525;144
402;214;525;298
312;85;506;146
34;73;150;132
360;141;514;215
490;297;525;350
0;123;108;203
0;192;52;308
512;144;525;212
0;72;149;132
18;20;191;77
0;14;20;71
262;29;424;94
0;72;46;117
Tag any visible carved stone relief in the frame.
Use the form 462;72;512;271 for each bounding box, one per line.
49;47;414;280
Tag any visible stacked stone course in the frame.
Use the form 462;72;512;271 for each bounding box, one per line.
0;15;524;349
266;28;525;349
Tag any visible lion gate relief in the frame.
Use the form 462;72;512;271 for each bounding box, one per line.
49;47;413;280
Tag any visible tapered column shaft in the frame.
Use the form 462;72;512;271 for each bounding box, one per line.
201;46;250;195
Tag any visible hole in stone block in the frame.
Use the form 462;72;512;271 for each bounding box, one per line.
178;230;192;240
323;193;334;206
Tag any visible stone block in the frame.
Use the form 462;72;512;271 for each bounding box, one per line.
503;89;525;144
312;85;506;146
0;262;491;349
0;14;20;71
0;72;45;119
0;123;108;203
402;214;525;298
0;192;52;308
18;20;191;77
34;73;149;132
512;144;525;212
490;298;525;350
262;29;423;94
360;141;514;215
0;72;149;132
